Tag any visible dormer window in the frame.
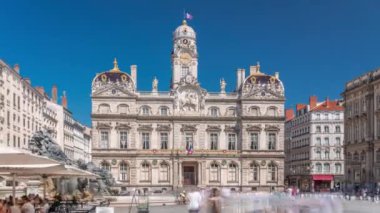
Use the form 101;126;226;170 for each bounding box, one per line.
209;107;219;117
141;106;150;115
160;107;168;116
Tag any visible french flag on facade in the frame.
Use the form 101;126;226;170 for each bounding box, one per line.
185;12;193;20
186;143;194;155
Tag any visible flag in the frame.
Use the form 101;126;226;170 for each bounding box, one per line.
185;12;193;20
186;142;193;155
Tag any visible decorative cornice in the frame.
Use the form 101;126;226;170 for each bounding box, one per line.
246;124;262;132
224;125;239;132
264;124;280;132
206;125;222;132
137;124;153;131
180;124;197;132
96;122;112;129
115;122;132;130
156;124;172;131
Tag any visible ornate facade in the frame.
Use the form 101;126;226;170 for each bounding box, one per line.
343;69;380;190
91;20;286;192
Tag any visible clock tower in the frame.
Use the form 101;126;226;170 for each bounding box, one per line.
171;20;198;89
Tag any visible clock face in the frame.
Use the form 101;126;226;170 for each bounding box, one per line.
180;53;191;64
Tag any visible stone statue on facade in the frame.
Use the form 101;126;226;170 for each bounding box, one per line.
220;78;226;93
152;77;158;92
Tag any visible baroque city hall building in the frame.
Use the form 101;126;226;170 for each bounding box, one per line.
91;20;286;192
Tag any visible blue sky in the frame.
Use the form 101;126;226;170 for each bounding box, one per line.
1;0;380;126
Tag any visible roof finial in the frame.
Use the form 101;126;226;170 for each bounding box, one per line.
111;58;120;72
182;19;187;25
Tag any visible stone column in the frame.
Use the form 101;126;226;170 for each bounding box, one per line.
179;161;183;187
197;161;202;186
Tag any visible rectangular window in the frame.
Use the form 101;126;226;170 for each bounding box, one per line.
335;137;341;146
181;66;189;77
210;133;218;150
268;133;276;150
160;132;168;149
250;133;259;150
160;107;168;116
100;131;109;149
120;131;128;149
324;137;329;146
142;133;150;149
228;133;236;150
185;133;193;151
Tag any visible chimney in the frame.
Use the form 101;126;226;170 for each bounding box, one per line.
24;78;31;84
62;91;67;108
236;68;245;91
309;96;317;109
13;64;20;73
250;65;258;75
325;97;330;108
35;86;45;96
130;65;137;89
296;104;306;111
236;68;242;90
52;85;58;103
240;68;246;86
285;109;295;121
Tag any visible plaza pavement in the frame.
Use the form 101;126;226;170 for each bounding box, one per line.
112;199;380;213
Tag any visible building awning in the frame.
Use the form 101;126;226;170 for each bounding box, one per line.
312;175;333;181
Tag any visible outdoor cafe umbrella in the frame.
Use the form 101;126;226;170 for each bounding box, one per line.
0;148;98;200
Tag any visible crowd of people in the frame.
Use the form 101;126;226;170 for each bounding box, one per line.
0;194;49;213
181;188;230;213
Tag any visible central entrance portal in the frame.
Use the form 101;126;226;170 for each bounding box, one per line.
183;164;197;185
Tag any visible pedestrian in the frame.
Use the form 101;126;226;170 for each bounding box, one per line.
8;200;21;213
209;188;222;213
187;190;201;213
20;196;34;213
0;200;8;213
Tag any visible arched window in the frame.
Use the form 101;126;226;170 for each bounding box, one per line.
336;149;341;159
316;163;322;173
353;152;359;161
100;161;111;172
266;107;278;116
141;106;150;115
159;162;169;182
324;126;329;133
324;163;330;173
267;163;277;182
209;163;220;182
250;107;260;116
316;150;321;159
324;150;329;159
119;162;128;181
118;104;129;114
316;126;321;133
250;162;260;182
98;104;111;113
347;152;352;161
140;162;151;182
228;163;238;182
360;151;366;162
335;163;342;174
226;107;236;116
209;107;219;117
